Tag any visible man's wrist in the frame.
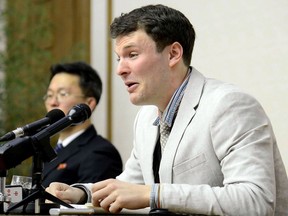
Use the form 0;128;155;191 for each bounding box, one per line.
77;187;88;204
150;184;160;209
71;183;91;204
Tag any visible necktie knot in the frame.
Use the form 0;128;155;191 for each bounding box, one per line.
54;143;63;153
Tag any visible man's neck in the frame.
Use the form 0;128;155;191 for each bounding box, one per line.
58;120;92;140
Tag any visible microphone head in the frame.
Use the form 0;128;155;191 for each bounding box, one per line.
46;109;66;124
68;103;92;125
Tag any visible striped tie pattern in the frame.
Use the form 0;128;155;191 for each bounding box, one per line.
54;143;63;153
159;120;170;152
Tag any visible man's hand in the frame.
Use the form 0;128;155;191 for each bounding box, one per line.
91;179;151;213
45;182;85;204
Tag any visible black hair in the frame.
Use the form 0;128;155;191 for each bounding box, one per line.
49;61;102;104
110;4;195;66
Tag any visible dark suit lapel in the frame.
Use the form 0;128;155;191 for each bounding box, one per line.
42;126;96;178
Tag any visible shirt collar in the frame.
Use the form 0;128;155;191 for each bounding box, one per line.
153;67;192;127
58;129;85;148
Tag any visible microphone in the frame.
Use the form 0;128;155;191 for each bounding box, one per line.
0;104;91;170
0;109;65;142
33;103;92;142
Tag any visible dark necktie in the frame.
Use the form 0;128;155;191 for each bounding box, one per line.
153;121;171;183
153;137;162;183
54;143;63;153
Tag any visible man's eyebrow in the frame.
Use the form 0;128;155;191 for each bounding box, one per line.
115;43;137;55
46;87;67;92
122;43;137;50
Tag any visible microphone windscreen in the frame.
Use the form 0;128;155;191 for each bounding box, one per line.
68;103;92;124
46;109;65;124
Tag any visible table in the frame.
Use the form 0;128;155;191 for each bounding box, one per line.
4;202;196;215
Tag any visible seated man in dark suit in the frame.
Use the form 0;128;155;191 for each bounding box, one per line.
42;61;122;187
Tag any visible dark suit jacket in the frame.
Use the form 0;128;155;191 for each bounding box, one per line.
42;125;122;187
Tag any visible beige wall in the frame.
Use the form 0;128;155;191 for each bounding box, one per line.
91;0;288;171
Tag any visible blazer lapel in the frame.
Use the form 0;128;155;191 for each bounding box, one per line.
43;126;96;178
43;144;79;177
159;68;205;183
145;119;159;183
138;105;160;183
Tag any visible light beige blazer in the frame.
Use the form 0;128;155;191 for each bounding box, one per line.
117;68;288;215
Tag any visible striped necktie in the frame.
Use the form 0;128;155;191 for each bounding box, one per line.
54;143;63;153
159;120;170;152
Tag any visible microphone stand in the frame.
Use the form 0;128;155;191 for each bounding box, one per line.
0;170;11;214
6;137;73;214
1;104;90;214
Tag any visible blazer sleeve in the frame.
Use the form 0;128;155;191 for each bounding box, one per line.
117;109;146;184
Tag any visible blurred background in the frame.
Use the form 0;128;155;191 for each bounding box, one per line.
0;0;91;182
0;0;287;183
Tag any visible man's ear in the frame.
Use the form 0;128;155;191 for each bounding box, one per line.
168;42;183;67
85;97;97;112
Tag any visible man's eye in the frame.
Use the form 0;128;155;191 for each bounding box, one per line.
129;53;138;58
59;92;69;97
